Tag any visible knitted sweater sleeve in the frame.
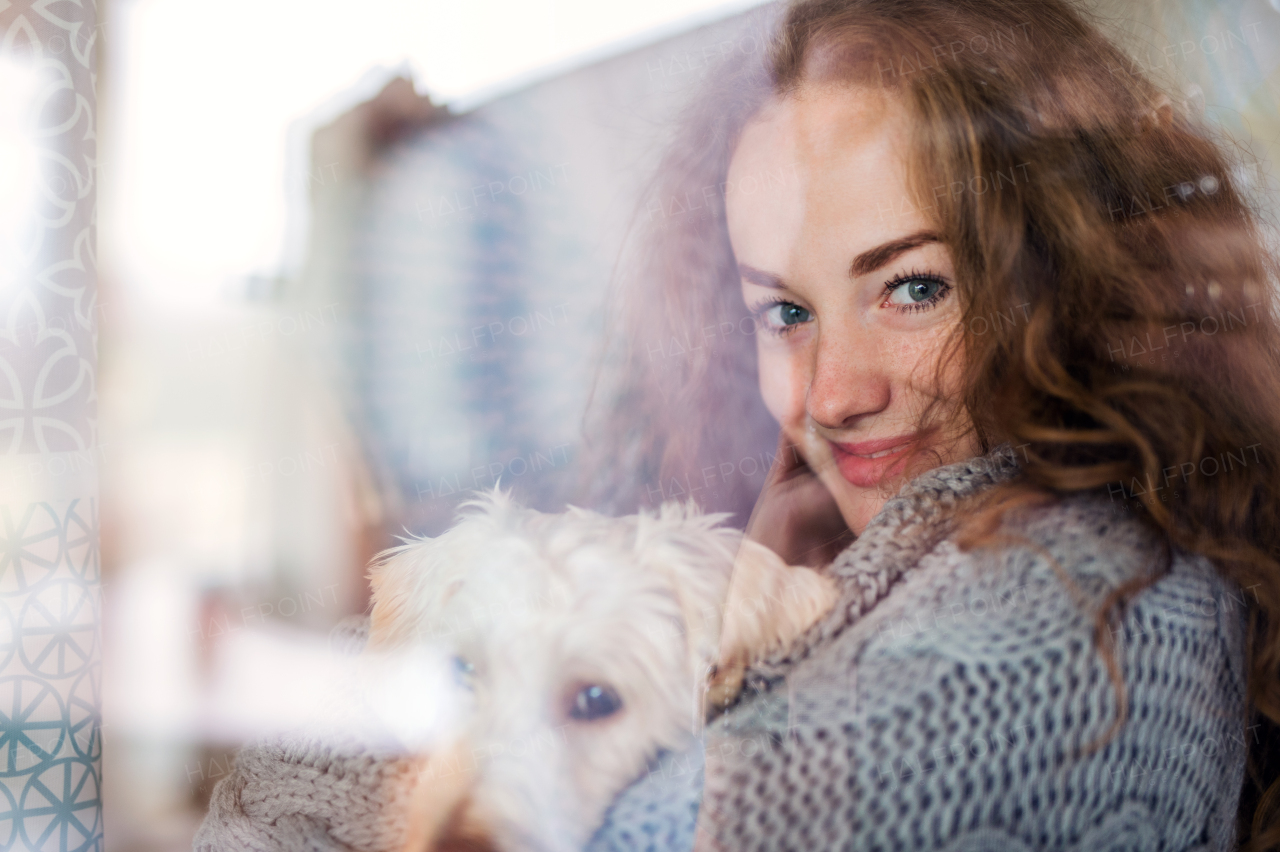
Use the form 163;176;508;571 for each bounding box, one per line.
192;735;417;852
590;497;1251;852
193;617;418;852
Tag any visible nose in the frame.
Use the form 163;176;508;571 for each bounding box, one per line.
805;322;890;430
433;830;500;852
432;803;501;852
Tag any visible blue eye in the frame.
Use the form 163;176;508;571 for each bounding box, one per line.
758;301;812;333
884;273;951;311
451;655;475;688
777;303;811;324
903;279;941;302
569;684;622;721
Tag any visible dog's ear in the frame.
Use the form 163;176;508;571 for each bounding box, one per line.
368;543;430;650
634;506;739;680
368;535;470;651
707;539;838;708
369;493;522;650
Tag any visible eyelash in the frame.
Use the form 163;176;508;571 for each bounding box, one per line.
749;297;805;338
882;270;953;313
748;269;952;336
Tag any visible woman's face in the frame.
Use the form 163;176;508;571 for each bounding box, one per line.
726;85;980;534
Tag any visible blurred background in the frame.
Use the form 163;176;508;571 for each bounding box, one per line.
42;0;1280;848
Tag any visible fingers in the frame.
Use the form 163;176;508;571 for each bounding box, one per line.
789;490;856;566
744;432;808;540
744;429;852;566
764;429;809;486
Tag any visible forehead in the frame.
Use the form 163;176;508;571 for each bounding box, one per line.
725;85;922;270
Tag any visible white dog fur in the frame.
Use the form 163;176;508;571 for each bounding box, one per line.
366;490;836;852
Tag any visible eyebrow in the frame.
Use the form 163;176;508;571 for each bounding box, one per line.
849;230;940;277
737;230;941;290
738;264;785;289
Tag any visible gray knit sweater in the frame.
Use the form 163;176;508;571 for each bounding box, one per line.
195;449;1251;851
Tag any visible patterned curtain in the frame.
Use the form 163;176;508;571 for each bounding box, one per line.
0;2;102;850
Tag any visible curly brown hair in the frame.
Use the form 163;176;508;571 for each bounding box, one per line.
582;0;1280;842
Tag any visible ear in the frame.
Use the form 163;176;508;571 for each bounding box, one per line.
368;494;520;652
643;545;735;684
368;544;426;650
368;537;467;651
707;539;837;710
633;507;739;686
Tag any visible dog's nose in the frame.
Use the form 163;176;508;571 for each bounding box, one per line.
433;807;500;852
433;830;500;852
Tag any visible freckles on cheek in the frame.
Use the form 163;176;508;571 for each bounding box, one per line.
756;342;809;427
891;326;962;390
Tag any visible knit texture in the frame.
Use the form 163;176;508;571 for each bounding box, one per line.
590;449;1250;851
194;618;418;852
194;449;1250;851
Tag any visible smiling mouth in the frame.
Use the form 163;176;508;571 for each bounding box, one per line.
854;444;911;460
826;436;919;488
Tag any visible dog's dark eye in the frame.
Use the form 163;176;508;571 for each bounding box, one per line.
570;685;622;721
451;655;475;689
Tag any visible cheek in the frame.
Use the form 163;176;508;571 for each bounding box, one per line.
899;326;964;394
756;339;810;426
935;333;967;389
882;323;971;433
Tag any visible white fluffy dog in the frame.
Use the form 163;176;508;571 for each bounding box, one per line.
366;491;836;852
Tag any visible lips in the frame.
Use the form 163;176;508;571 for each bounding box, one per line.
827;435;918;488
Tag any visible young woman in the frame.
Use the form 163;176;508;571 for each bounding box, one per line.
584;0;1280;848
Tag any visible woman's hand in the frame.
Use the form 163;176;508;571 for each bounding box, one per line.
744;431;854;568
